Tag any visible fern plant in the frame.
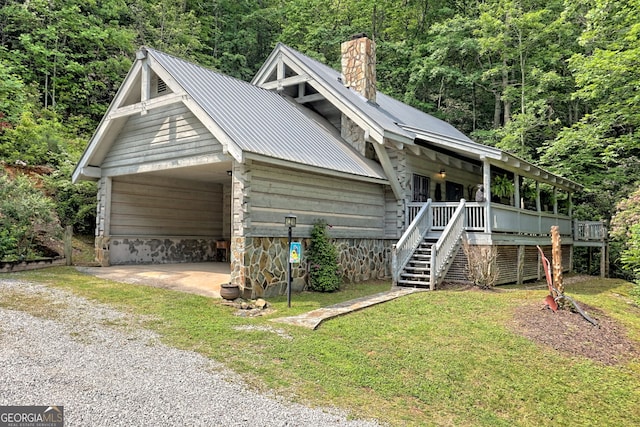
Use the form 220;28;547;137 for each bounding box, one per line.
307;219;341;292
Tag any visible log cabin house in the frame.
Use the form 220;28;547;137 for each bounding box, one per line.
73;35;606;297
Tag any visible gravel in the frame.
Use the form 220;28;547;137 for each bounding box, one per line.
0;279;382;426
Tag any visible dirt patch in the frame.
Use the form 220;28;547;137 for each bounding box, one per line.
511;300;640;365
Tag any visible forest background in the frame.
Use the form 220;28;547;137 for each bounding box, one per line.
0;0;639;283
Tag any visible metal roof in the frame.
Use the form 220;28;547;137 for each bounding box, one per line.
279;44;474;145
271;44;582;191
146;48;387;181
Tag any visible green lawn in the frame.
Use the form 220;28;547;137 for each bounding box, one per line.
2;267;640;426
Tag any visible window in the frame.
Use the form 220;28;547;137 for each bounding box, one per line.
412;174;430;202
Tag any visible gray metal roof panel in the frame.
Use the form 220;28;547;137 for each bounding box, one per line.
146;48;386;180
280;44;474;144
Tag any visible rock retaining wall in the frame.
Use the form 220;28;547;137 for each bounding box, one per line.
232;237;393;298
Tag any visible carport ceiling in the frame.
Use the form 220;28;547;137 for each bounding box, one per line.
141;162;233;184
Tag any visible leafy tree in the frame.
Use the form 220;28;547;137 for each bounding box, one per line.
540;0;640;221
307;219;341;292
0;108;84;166
611;186;640;281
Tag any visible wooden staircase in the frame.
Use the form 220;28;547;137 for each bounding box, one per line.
397;238;437;288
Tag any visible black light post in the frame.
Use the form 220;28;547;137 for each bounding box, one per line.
285;214;297;308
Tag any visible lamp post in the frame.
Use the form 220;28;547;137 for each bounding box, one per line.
285;214;297;308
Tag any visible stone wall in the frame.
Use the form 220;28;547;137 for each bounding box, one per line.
235;236;394;298
106;237;218;265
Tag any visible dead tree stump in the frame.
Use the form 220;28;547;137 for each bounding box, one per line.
551;225;564;299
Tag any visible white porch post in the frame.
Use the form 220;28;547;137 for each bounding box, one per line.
535;181;541;212
483;158;492;233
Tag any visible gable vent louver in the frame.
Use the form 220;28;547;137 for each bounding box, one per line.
157;77;167;94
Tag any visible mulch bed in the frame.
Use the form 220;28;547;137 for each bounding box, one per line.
511;301;640;365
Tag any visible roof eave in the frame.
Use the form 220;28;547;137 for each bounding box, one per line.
403;125;583;192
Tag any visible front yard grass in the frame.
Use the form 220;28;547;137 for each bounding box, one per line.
4;267;640;426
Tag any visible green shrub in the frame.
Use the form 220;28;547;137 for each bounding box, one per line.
0;173;59;261
611;186;640;282
307;219;341;292
43;162;97;233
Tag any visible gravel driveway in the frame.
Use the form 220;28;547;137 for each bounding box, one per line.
0;279;382;426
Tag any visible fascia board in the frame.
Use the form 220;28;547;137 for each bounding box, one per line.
72;60;143;183
244;152;389;185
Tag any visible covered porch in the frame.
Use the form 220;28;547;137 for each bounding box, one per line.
394;199;606;289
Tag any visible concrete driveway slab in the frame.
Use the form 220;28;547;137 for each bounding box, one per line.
76;263;230;298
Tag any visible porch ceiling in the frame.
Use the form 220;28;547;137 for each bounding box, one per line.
141;162;233;184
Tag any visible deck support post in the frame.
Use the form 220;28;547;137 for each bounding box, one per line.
600;242;607;279
516;244;525;284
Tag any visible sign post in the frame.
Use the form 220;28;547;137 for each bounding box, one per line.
284;215;297;308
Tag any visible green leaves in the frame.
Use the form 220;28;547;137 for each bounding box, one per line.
307;219;341;292
0;173;59;261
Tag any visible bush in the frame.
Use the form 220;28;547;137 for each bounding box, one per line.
43;162;97;233
462;238;499;289
611;186;640;282
307;219;341;292
0;173;60;261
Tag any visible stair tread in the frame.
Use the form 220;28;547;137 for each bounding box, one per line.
397;280;432;287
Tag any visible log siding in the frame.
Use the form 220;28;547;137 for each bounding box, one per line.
246;162;387;238
102;104;223;175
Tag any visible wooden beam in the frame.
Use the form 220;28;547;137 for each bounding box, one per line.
406;144;420;155
260;74;311;90
295;93;324;104
81;166;101;179
141;61;150;104
108;93;186;119
373;144;403;200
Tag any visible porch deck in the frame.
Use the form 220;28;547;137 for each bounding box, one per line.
407;201;605;244
394;200;606;288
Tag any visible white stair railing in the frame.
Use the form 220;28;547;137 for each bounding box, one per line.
430;199;466;290
392;199;433;285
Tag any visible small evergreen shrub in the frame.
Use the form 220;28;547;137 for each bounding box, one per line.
307;219;341;292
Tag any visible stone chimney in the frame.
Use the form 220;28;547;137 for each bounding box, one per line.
341;33;376;103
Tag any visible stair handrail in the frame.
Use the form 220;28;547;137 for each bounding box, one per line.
430;199;466;290
392;199;433;285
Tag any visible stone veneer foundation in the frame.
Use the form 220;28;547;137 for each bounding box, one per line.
231;237;394;298
100;237;217;265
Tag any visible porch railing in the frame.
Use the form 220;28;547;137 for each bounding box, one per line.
392;199;433;285
408;202;572;236
490;204;572;236
574;220;607;241
430;199;466;290
408;202;484;231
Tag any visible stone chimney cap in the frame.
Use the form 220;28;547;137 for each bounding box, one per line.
350;32;368;40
